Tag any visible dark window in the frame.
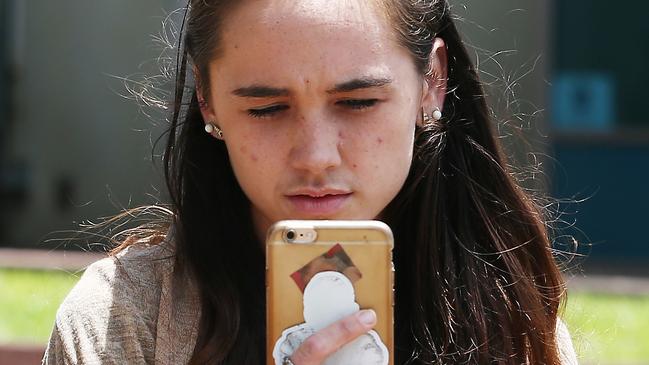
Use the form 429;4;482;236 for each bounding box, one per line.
552;0;649;131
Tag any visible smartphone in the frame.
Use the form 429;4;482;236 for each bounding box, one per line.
266;220;394;365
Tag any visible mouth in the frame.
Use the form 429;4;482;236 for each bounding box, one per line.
285;191;353;216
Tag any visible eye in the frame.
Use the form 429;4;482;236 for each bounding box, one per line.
247;104;289;118
337;99;379;110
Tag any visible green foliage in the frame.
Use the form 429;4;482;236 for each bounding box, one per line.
563;292;649;363
0;269;80;344
1;269;648;363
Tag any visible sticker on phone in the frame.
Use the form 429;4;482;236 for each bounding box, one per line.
272;245;389;365
290;243;362;292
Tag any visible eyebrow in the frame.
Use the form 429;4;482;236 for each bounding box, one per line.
230;76;393;98
327;76;393;94
231;85;290;98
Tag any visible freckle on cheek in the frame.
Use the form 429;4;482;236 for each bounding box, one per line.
377;137;383;144
353;164;358;169
338;131;344;138
251;154;258;162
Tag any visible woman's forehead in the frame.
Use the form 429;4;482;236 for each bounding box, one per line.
226;0;385;28
220;0;393;47
213;0;405;84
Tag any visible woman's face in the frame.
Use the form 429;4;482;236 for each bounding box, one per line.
200;0;446;238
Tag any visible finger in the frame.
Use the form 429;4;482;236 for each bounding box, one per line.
290;309;377;365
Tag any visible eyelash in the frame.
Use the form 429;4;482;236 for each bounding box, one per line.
339;99;379;110
247;99;379;119
247;104;288;118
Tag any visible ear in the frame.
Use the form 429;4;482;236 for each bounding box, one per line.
193;66;217;124
420;37;448;120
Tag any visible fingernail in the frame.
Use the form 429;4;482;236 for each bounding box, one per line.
359;309;376;325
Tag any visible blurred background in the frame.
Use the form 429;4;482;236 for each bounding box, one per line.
0;0;647;364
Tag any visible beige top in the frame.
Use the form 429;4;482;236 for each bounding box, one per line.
42;236;579;365
42;235;201;365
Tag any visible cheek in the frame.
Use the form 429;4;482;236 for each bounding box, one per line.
226;132;280;198
366;121;414;157
230;128;292;187
239;145;259;163
356;122;414;183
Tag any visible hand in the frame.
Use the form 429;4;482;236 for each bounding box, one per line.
287;309;377;365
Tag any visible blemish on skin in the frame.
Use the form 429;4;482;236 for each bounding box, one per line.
338;131;344;139
377;137;383;144
353;164;358;169
240;145;257;162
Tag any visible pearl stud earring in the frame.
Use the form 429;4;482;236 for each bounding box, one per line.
422;107;443;126
432;107;442;121
205;123;224;140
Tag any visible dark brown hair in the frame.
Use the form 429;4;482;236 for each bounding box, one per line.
153;0;567;363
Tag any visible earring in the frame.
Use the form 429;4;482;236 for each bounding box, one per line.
422;110;432;125
421;107;443;126
432;107;442;121
205;122;224;140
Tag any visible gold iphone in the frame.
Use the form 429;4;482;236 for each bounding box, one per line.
266;220;394;365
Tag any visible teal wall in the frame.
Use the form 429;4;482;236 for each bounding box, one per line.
551;143;649;261
551;0;649;262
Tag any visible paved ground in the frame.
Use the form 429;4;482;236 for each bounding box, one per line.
566;274;649;295
0;248;105;271
0;344;43;365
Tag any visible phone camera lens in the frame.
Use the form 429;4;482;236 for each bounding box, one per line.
286;230;296;242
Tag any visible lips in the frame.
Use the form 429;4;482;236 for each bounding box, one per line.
285;190;353;216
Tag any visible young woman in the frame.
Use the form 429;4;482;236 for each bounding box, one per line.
43;0;578;364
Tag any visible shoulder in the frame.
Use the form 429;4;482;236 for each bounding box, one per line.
556;318;579;365
43;234;176;364
63;235;174;318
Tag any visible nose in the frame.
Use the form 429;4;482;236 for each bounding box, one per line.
289;113;342;175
